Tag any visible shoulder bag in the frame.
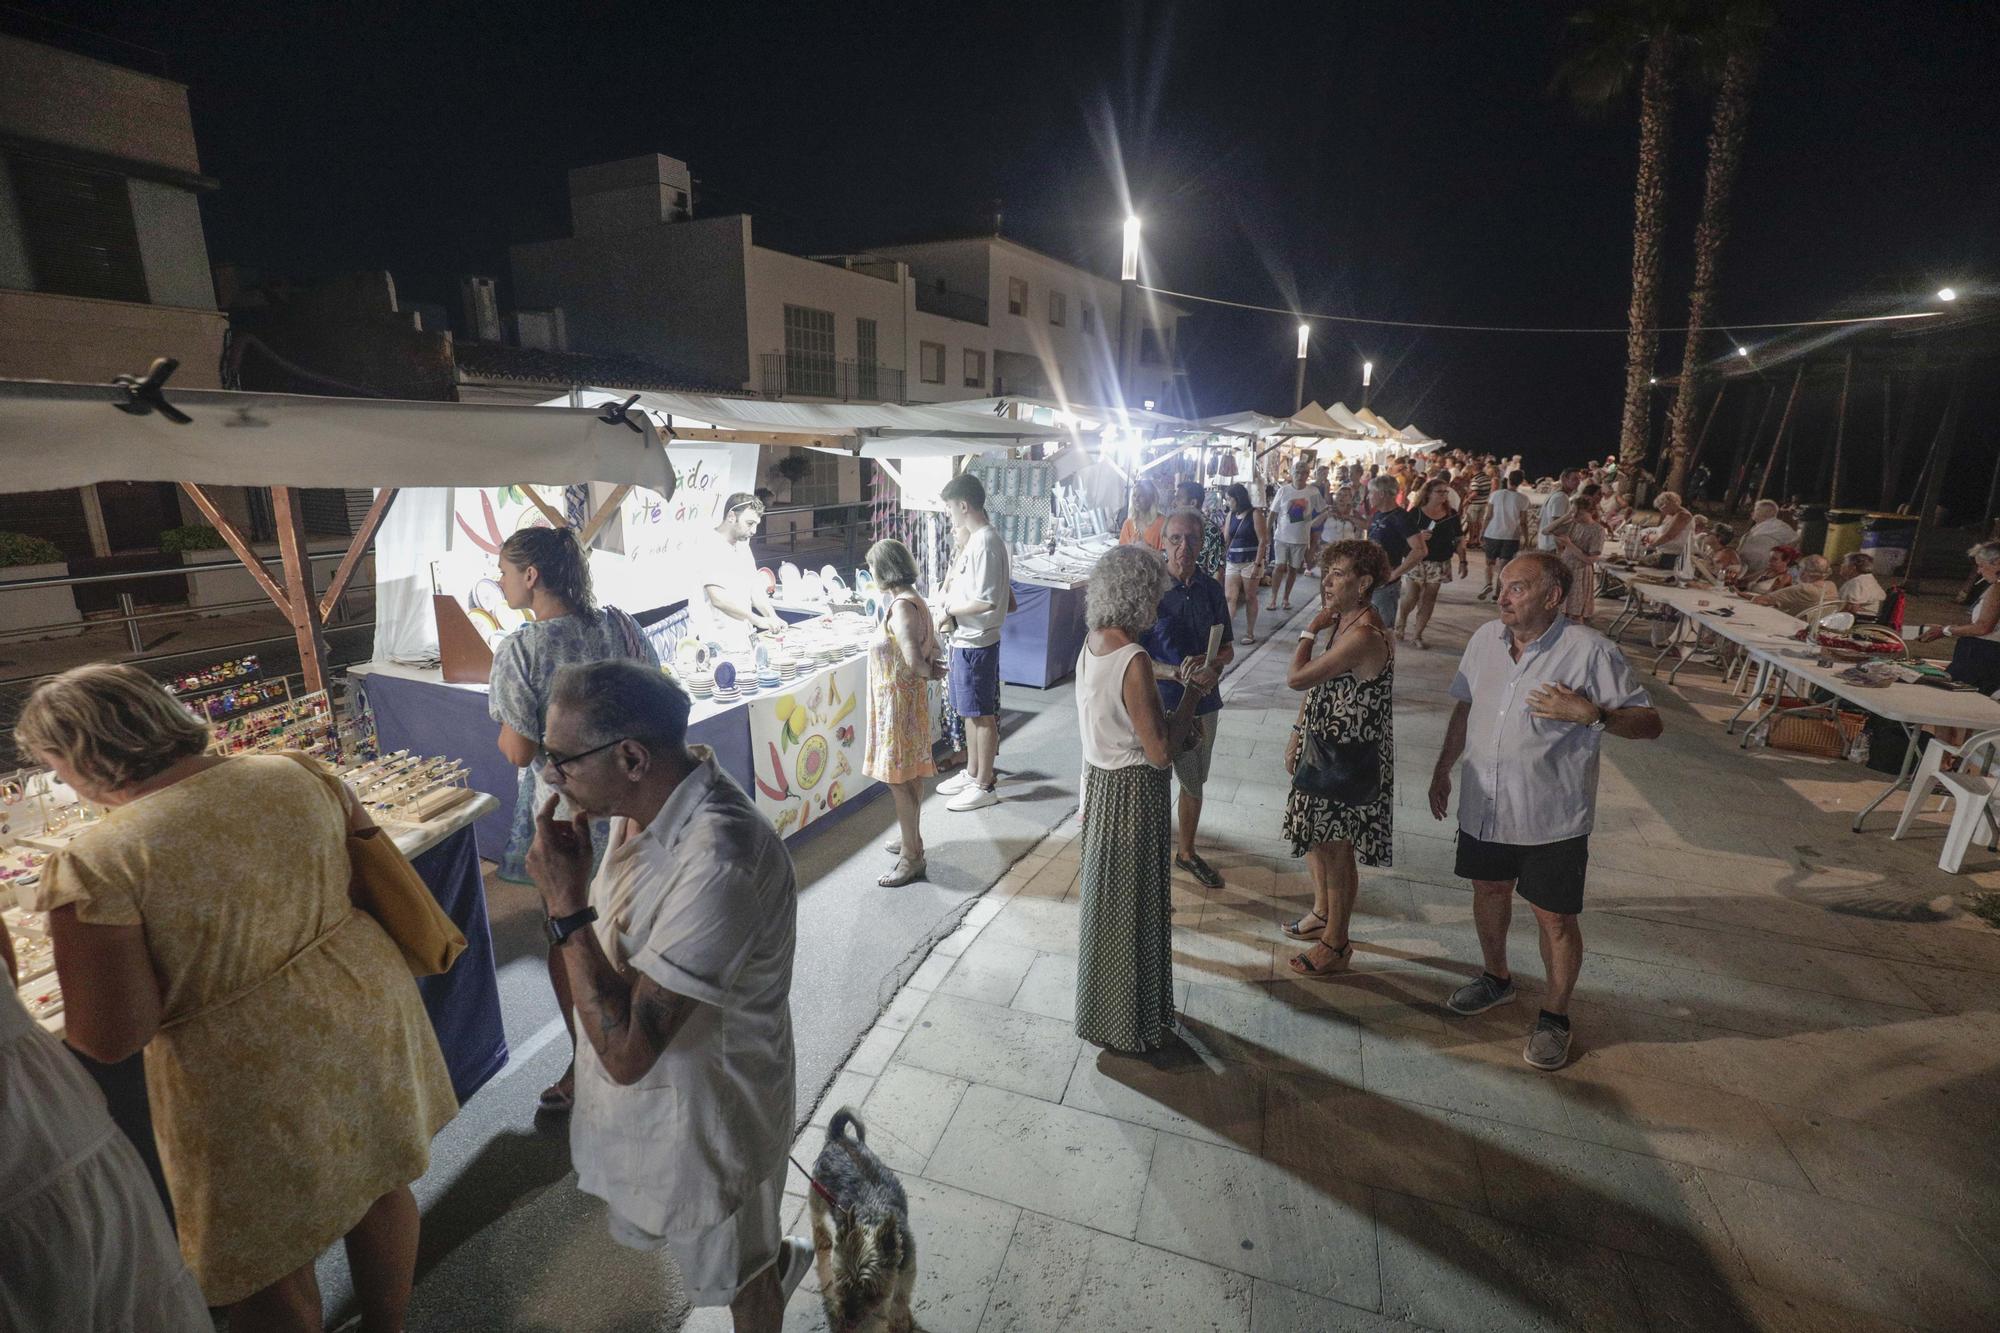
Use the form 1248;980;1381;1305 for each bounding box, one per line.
281;752;466;976
1291;732;1382;804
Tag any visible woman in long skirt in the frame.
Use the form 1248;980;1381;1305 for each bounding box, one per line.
1073;544;1206;1052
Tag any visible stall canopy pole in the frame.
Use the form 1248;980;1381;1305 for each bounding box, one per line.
319;488;397;620
176;482;289;612
518;485;568;530
271;486;329;694
1753;365;1804;505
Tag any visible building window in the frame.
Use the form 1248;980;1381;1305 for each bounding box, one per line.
1081;303;1096;334
1139;328;1164;366
963;350;985;388
8;155;149;304
1007;277;1027;316
1049;291;1066;326
786;449;842;506
920;341;945;385
783;304;837;395
855;317;878;399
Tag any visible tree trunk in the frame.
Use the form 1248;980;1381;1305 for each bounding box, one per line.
1615;39;1677;499
1727;383;1776;511
1663;46;1759;496
1906;368;1967;591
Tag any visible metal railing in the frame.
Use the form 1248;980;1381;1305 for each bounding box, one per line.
748;500;878;580
915;286;989;324
758;354;906;403
0;550;375;662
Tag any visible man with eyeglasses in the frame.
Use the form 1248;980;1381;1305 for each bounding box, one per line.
527;659;810;1329
696;492;785;651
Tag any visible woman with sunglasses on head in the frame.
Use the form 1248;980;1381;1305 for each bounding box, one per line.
489;524;659;1114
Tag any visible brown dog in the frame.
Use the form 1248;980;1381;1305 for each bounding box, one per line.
808;1108;917;1332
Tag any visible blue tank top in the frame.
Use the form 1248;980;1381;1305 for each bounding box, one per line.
1225;511;1260;561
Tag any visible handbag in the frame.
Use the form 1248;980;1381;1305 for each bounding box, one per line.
1291;731;1383;804
282;752;466;976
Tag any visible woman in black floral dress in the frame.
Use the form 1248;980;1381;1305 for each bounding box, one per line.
1280;539;1395;977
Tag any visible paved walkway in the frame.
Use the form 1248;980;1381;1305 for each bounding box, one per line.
774;580;2000;1333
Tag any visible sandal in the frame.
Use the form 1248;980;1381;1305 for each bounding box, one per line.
884;837;902;855
1175;852;1224;889
1240;635;1256;645
1281;910;1328;940
537;1072;575;1114
878;856;927;887
1289;941;1353;978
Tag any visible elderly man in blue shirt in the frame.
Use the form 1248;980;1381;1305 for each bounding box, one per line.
1143;509;1233;888
1428;550;1662;1070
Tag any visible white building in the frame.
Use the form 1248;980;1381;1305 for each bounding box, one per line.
509;154;1190;416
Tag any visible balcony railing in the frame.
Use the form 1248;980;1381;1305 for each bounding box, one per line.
915;285;989;325
760;354;906;403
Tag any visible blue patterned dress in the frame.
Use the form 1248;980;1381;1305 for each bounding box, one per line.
486;605;657;881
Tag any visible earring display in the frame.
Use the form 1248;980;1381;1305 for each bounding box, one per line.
337;751;475;825
211;690;340;759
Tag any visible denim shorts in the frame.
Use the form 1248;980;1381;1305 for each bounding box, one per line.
948;644;1001;717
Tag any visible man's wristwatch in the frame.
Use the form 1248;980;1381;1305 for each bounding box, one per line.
546;905;599;946
1587;704;1608;732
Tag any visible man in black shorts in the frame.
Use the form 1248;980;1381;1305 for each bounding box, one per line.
1427;552;1662;1069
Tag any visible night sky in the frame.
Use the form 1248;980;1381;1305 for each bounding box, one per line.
14;0;1999;486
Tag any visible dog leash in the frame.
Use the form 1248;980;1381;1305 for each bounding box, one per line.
788;1153;842;1210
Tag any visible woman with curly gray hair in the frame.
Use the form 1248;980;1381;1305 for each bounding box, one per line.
1072;544;1205;1051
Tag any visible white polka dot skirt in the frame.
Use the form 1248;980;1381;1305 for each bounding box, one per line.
1076;762;1176;1052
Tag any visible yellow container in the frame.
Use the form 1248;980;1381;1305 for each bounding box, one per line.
1823;510;1865;563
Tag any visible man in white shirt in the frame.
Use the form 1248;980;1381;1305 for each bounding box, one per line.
1537;470;1582;551
696;494;784;650
935;472;1012;811
1265;459;1323;613
1735;500;1798;577
1836;552;1887;618
529;661;810;1331
1429;553;1662;1071
1477;470;1530;600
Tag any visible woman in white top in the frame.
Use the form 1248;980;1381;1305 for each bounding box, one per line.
0;933;210;1332
1918;542;2000;695
1640;491;1694;573
1072;544;1204;1053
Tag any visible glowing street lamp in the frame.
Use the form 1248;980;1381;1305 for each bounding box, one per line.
1938;286;1958;302
1361;358;1374;410
1121;215;1141;283
1293;324;1310;412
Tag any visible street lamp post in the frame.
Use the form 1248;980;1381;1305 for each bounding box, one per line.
1294;323;1309;414
1118;215;1140;408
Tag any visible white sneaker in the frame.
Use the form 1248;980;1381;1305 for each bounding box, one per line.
946;783;999;812
935;770;974;796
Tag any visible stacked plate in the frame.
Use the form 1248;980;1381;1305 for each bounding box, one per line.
688;666;714;700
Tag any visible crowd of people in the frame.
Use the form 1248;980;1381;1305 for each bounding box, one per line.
20;440;1980;1331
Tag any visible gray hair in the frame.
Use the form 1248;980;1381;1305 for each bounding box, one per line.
549;659;690;756
865;538;920;590
1509;549;1573;602
1162;507;1204;540
1752;499;1780;519
1839;551;1872;573
1799;554;1832;580
1968;542;2000;565
1368;475;1399;497
1086;543;1169;634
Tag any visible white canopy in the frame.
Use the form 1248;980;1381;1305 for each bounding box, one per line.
590;389;1052;457
0;378;674;492
1192;409;1355;440
1325;402;1382;437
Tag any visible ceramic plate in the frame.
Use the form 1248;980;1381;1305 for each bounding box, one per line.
758;566;777;595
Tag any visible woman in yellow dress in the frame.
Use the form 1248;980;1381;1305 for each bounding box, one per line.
16;664;456;1330
864;538;946;886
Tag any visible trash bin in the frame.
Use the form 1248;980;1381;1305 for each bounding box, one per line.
1861;513;1921;577
1797;504;1830;557
1824;509;1866;564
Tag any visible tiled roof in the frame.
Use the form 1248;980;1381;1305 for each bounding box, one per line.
453;342;734;394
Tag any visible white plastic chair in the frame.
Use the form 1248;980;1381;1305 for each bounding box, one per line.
1891;727;2000;872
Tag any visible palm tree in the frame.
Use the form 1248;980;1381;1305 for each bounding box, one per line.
1663;1;1776;498
1555;2;1697;499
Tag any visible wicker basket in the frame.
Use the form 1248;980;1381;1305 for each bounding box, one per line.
1810;624;1908;664
1768;710;1868;758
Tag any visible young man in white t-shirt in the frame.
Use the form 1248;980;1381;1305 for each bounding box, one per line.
1478;471;1530;600
934;472;1012;811
1265;460;1323;614
697;494;784;650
